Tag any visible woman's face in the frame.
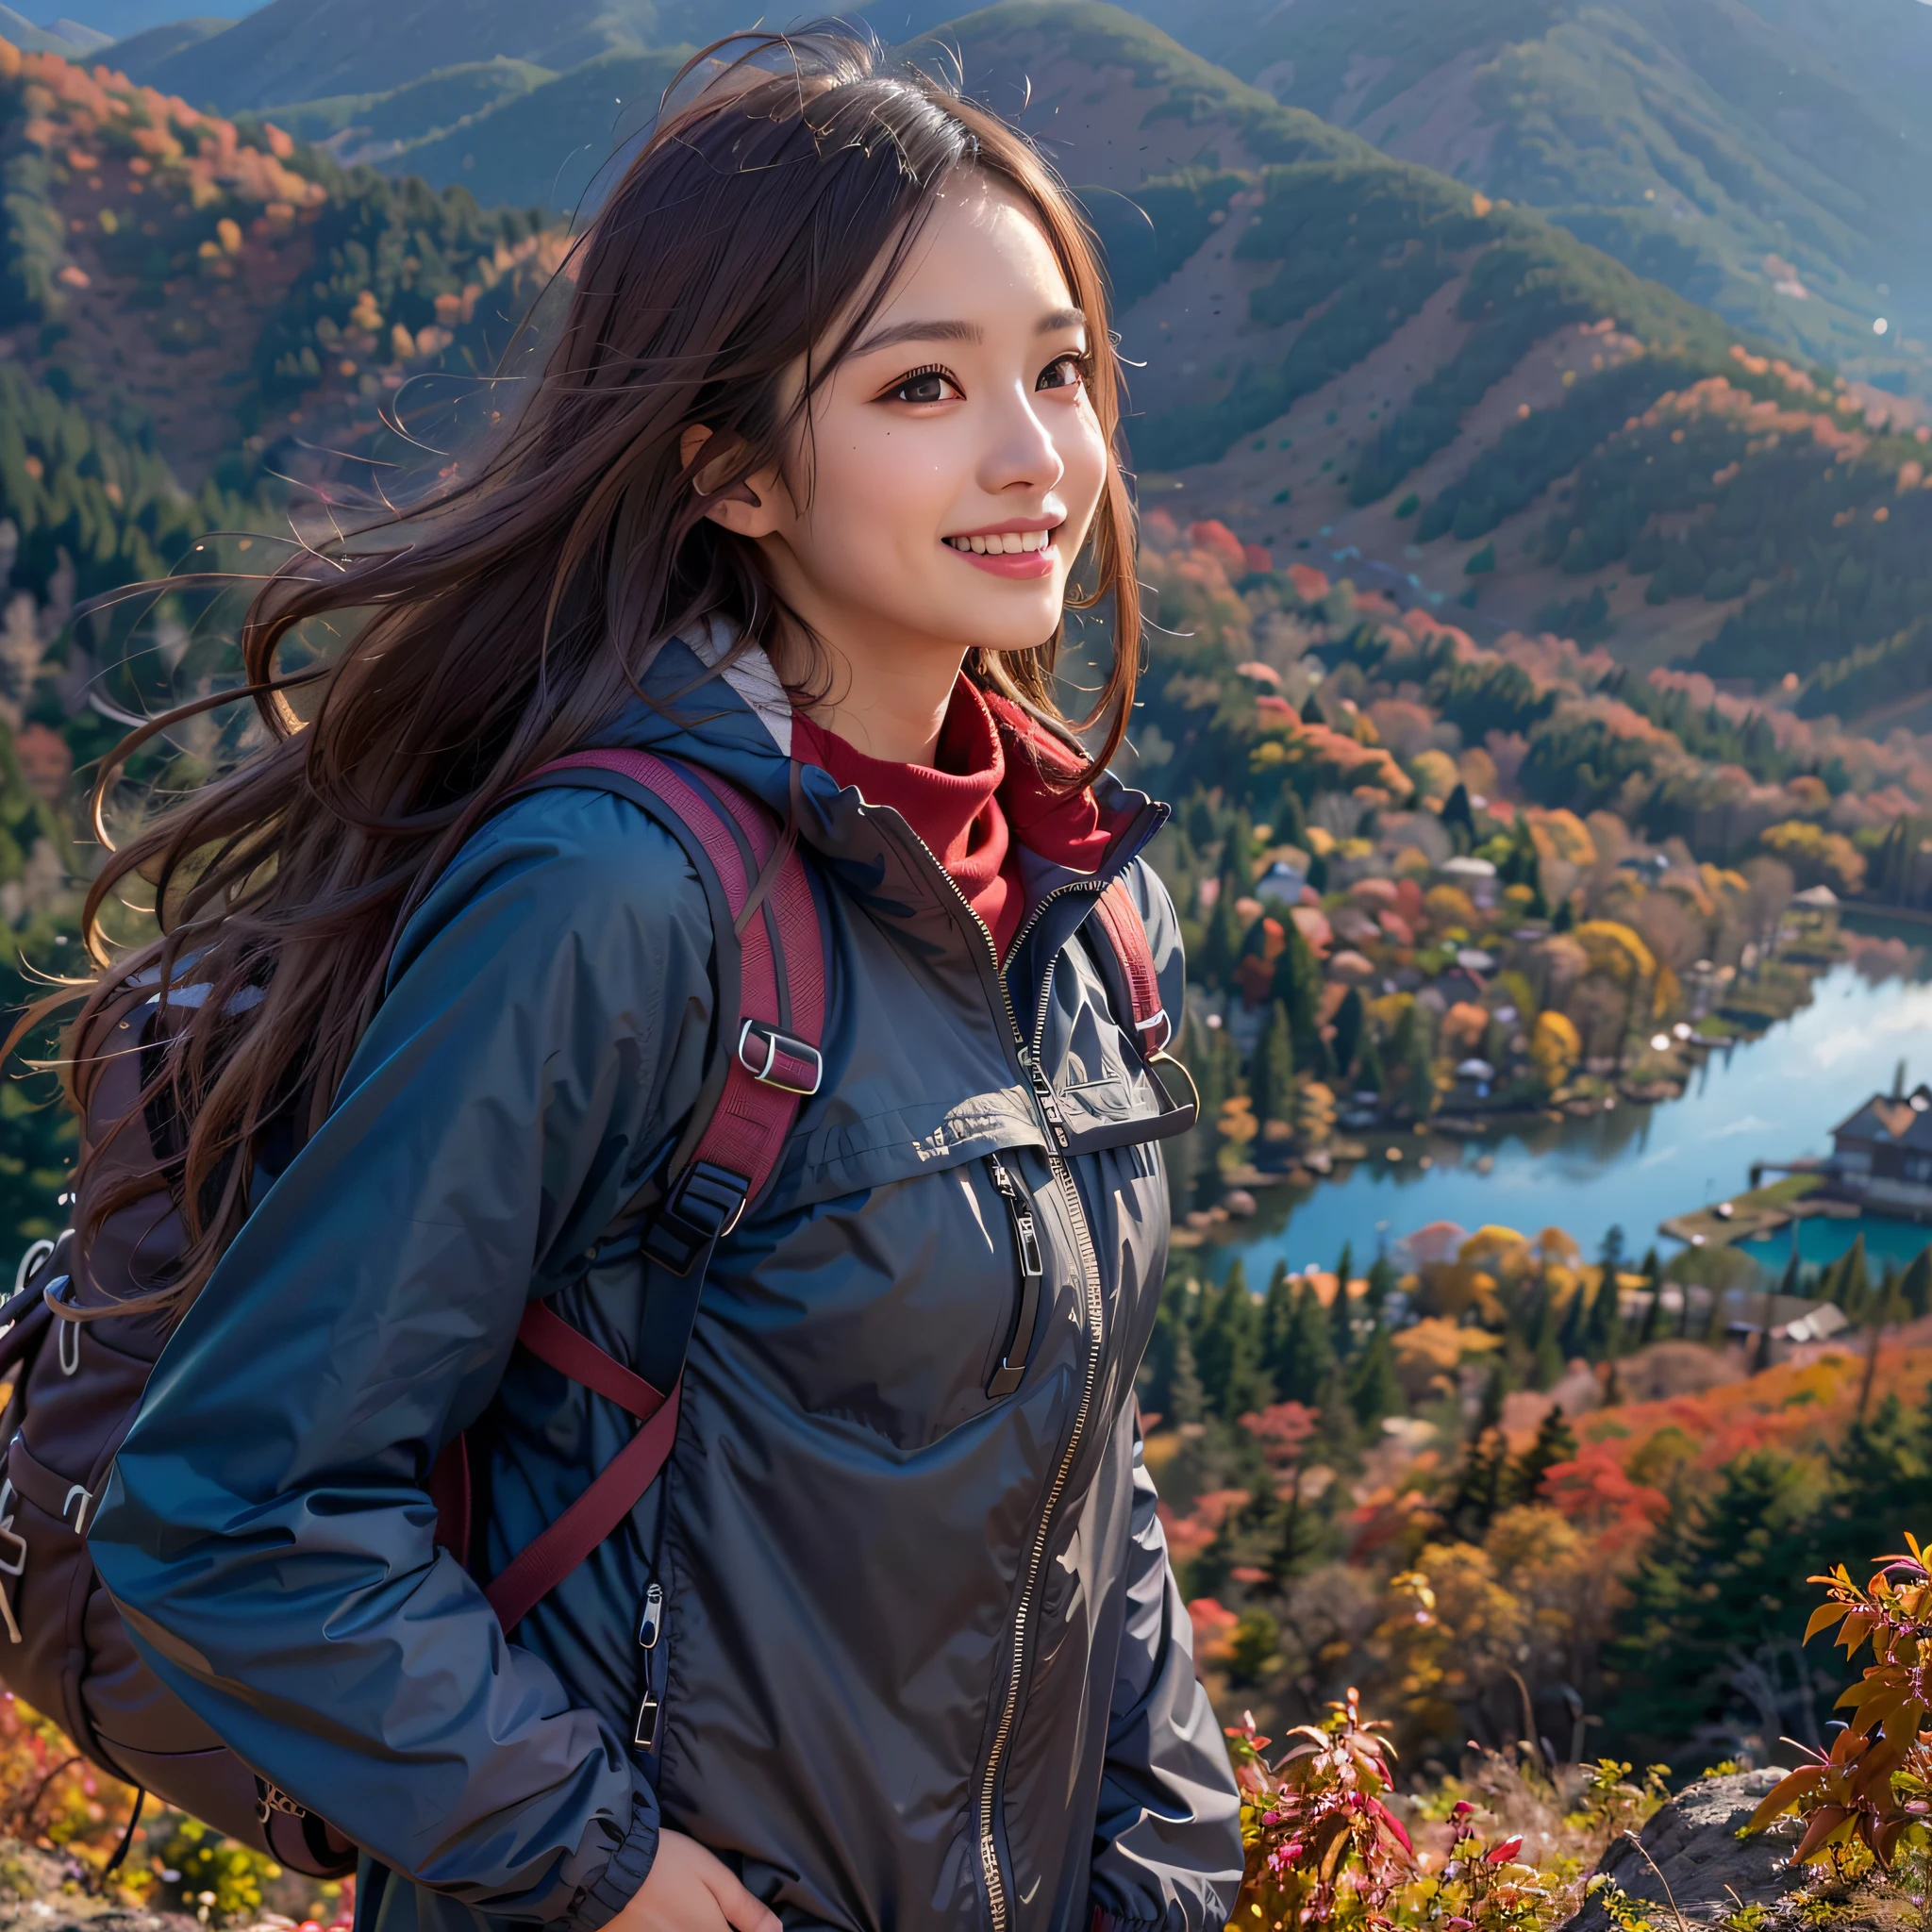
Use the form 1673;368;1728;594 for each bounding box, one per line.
708;172;1111;685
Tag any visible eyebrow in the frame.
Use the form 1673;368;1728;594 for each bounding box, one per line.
850;308;1089;357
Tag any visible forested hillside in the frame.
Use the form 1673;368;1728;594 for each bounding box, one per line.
887;2;1932;723
1119;0;1932;393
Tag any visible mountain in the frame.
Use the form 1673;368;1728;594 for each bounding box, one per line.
909;2;1932;712
111;0;745;107
6;3;1932;728
1115;0;1932;395
113;0;660;106
58;0;248;37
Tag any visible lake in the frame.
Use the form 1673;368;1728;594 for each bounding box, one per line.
1203;960;1932;1283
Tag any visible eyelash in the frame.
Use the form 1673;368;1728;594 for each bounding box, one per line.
879;351;1091;406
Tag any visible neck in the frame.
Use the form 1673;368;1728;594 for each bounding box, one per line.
785;626;968;766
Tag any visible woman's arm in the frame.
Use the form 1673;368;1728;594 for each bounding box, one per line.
1088;1421;1246;1932
90;787;715;1930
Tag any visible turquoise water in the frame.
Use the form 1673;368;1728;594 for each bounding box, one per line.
1204;962;1932;1282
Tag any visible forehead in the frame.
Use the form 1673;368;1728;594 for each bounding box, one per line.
871;173;1075;323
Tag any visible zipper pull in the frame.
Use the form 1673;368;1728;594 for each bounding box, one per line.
634;1582;665;1751
1019;1050;1070;1148
986;1156;1045;1399
987;1156;1043;1279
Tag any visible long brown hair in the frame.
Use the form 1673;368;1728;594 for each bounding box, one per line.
33;30;1141;1317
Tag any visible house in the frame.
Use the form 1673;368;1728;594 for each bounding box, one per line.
1825;1084;1932;1215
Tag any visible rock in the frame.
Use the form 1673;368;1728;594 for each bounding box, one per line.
1224;1189;1257;1216
1563;1771;1802;1932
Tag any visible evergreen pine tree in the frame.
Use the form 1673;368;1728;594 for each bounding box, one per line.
1365;1252;1398;1317
1599;1224;1626;1277
1582;1274;1623;1360
1348;1321;1403;1428
1475;1360;1509;1435
1900;1242;1932;1319
1356;1023;1386;1100
1444;1429;1507;1542
1313;1361;1359;1463
1508;1402;1577;1505
1275;1281;1335;1406
1250;1000;1296;1130
1194;1261;1270;1421
1168;1317;1206;1426
1332;988;1365;1082
1530;1290;1565;1390
1821;1391;1929;1577
1553;895;1574;933
1198;888;1243;991
1840;1234;1872;1322
1328;1268;1356;1362
1271;919;1332;1078
1260;1258;1295;1397
1636;1249;1664;1346
1557;1281;1590;1363
1603;1452;1817;1759
1441;783;1474;844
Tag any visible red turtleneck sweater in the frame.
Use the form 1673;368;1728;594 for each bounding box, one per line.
791;677;1114;958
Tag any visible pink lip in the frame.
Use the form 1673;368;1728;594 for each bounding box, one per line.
943;517;1062;580
952;545;1056;579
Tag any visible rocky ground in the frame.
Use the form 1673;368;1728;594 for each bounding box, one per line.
1563;1771;1922;1932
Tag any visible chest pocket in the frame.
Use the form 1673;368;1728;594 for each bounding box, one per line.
707;1142;1074;1451
1041;927;1196;1155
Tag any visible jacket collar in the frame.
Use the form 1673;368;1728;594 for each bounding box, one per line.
599;630;1167;1001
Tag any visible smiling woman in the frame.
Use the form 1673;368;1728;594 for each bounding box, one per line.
680;175;1113;761
50;29;1240;1932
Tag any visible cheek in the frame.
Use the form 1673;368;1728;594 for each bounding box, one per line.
1057;403;1110;518
807;425;952;563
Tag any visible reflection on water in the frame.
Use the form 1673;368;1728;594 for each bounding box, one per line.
1205;962;1932;1283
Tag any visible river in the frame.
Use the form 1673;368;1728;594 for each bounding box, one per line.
1202;959;1932;1282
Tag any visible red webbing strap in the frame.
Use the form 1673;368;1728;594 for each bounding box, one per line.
476;748;825;1635
484;1389;682;1632
514;1301;667;1420
1093;877;1171;1054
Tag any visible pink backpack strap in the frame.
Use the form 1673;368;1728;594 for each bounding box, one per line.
465;748;824;1636
1091;875;1172;1055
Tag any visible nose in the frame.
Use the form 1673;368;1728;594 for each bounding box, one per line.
975;377;1065;500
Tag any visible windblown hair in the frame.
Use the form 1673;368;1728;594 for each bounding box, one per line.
32;31;1141;1317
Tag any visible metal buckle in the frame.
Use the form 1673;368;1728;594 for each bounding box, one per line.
641;1160;752;1275
736;1019;823;1097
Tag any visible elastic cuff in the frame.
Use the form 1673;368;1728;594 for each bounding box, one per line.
571;1790;659;1932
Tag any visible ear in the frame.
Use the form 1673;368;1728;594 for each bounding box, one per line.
679;425;789;541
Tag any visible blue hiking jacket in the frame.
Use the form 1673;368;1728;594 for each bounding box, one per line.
88;637;1244;1932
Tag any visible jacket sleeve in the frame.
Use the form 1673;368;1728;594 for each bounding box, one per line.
89;786;717;1931
1089;1421;1246;1932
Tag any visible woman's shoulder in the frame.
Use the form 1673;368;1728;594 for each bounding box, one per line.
389;779;711;989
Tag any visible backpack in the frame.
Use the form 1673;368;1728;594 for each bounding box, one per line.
0;747;1170;1880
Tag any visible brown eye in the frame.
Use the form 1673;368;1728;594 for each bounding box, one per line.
1038;353;1087;392
890;367;962;405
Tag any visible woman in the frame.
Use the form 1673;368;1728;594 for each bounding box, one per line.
81;35;1241;1932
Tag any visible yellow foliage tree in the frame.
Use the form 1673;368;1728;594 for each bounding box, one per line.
1529;1010;1580;1093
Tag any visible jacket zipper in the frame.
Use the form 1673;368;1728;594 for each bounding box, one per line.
985;1153;1043;1400
633;1581;665;1749
872;816;1121;1932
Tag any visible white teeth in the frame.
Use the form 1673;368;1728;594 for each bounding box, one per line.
947;529;1056;555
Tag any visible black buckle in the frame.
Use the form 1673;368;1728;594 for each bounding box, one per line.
737;1019;823;1096
641;1161;750;1275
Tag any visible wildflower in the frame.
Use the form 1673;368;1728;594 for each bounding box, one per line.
1486;1836;1524;1864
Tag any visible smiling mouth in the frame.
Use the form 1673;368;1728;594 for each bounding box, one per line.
943;525;1058;556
